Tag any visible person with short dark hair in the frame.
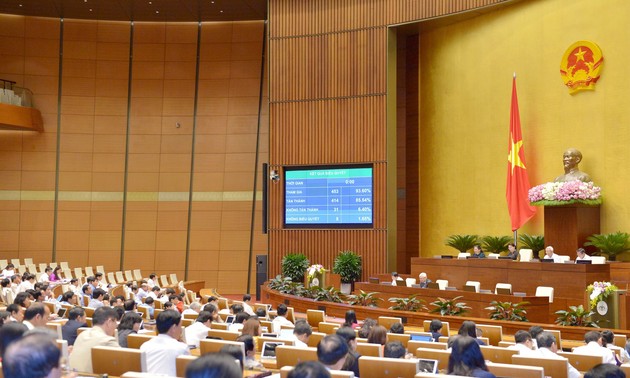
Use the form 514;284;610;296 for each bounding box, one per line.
89;288;106;308
69;306;119;373
430;319;443;342
60;291;77;306
272;303;293;333
255;307;267;320
147;273;158;289
448;336;495;377
508;330;535;355
2;332;61;378
584;363;626;378
535;331;580;378
335;326;360;376
13;292;31;309
293;320;313;348
140;309;190;376
237;334;263;369
242;294;256;316
288;360;332;378
574;331;616;364
602;330;627;363
203;303;223;323
185;311;213;348
38;266;52;283
471;244;486;258
62;307;87;345
317;334;348;370
6;303;24;322
0;322;28;359
185;352;241;378
343;310;358;329
23;302;50;329
117;311;143;348
124;298;137;312
384;340;407;359
389;322;404;334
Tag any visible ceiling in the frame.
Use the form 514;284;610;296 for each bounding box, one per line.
0;0;267;22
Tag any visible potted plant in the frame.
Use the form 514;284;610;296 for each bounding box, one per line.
333;250;362;294
584;232;630;261
518;234;545;259
388;294;427;312
346;290;383;307
281;253;310;283
445;234;478;253
481;235;512;255
555;305;600;327
430;296;471;316
485;300;529;322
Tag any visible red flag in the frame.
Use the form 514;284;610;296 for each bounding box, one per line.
506;76;536;231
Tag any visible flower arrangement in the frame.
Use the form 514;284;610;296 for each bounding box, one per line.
307;264;326;280
586;281;618;309
529;180;601;206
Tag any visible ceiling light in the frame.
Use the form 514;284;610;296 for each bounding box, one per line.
155;10;159;14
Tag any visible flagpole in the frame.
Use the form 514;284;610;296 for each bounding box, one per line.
514;230;518;247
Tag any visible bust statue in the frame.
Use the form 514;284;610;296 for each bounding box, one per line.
554;148;592;182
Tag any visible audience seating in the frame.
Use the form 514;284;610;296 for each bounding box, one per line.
591;256;606;264
210;322;229;331
465;280;481;293
116;271;125;283
306;332;325;348
306;309;325;328
356;342;382;357
96;265;104;274
170;273;179;285
405;278;417;287
476;324;503;346
480;345;518;364
494;283;513;295
423;320;450;336
435;279;449;290
519;248;533;261
358;356;420;378
91;346;147;377
256;336;295;352
386;332;410;347
378;316;403;330
85;266;94;277
160;275;169;287
176;355;198;377
199;339;244;355
535;286;555;303
457;252;470;259
279;366;354;378
207;329;241;342
486;361;544;378
276;345;318;368
415;347;450;369
512;354;568;378
45;322;62;339
544;329;563;350
621;364;630;376
557;351;603;372
317;322;340;334
74;267;84;279
408;340;447;351
127;334;155;349
133;269;143;281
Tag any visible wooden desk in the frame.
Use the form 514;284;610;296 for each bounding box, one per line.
409;257;611;303
354;282;550;323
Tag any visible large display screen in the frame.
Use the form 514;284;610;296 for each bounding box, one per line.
284;164;373;228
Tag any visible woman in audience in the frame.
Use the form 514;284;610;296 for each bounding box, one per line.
237;334;263;370
358;318;376;338
241;317;261;337
458;320;485;345
447;336;496;377
367;325;387;346
49;267;62;282
342;310;359;329
117;311;143;348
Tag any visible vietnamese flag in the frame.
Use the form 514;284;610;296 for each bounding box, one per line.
506;75;536;231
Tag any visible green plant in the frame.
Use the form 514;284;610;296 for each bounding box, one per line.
430;296;471;316
584;232;630;261
445;234;478;253
306;286;343;303
485;300;529;322
518;234;545;257
346;290;383;307
388;294;427;312
268;275;306;296
481;235;512;254
281;253;310;282
333;250;362;283
555;305;600;327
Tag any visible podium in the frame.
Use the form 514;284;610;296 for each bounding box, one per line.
589;290;626;329
544;204;600;256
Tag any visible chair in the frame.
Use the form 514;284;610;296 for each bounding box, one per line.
614;334;627;348
83;306;95;317
11;258;21;266
423;320;450;336
133;269;143;281
96;265;105;274
137;306;151;320
591;256;606;264
494;283;513;295
23;258;33;265
535;286;555;303
378;316;403;330
488;253;500;259
0;259;7;268
207;329;241;342
457;252;470;259
386;332;410;347
26;264;37;273
558;351;603;372
408;340;447;351
256;336;295;352
107;272;117;285
621;364;630;377
125;270;134;282
435;279;448;290
115;271;125;283
512;354;568;378
519;248;533;262
62;269;73;281
74;267;84;279
217;297;229;311
405;278;417;287
465;280;480;293
85;266;94;277
279;367;354;378
211;322;230;330
415;347;451;369
356;342;382;357
558;255;571;263
307;332;325;348
498;341;515;347
475;324;503;346
45;322;62;339
170;273;179;285
486;361;544;378
543;329;563;350
358;356;420;378
276;345;318;368
306;309;325;328
127;334;155;349
91;346;147;376
318;322;340;334
287;306;296;324
199;339;244;355
60;261;70;270
480;345;518;363
160;275;169;287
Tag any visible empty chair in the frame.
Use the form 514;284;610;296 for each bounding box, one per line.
306;309;325;328
115;271;125;283
495;283;513;295
465;280;480;293
405;278;417;287
133;269;143;281
558;255;571;263
519;248;533;262
591;256;606;264
356;343;381;357
0;259;7;268
358;356;421;378
486;362;544;378
91;346;147;377
160;275;169;287
96;265;105;274
24;258;33;265
62;269;73;280
512;354;569;378
127;334;155;349
435;279;448;290
107;272;117;285
276;345;318;368
26;264;37;273
535;286;554;303
124;270;134;282
39;263;48;273
318;322;340;335
11;258;21;266
74;267;84;279
378;316;403;330
457;252;471;259
488;253;500;259
170;273;179;285
60;261;70;270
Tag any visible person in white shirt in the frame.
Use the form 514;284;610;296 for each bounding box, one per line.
293;320;312;348
182;301;202;316
140;310;190;376
22;303;50;330
88;288;106;309
18;274;35;293
507;330;536;356
272;303;294;334
573;331;616;365
136;282;149;303
543;246;563;263
147;273;159;289
602;330;627;363
68;278;81;296
10;274;21;295
242;294;256;316
575;247;592;262
391;272;403;286
1;263;15;279
38;267;52;283
535;332;580;378
184;311;213;348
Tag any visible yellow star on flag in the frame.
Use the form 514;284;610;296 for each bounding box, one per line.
574;47;586;62
508;134;526;174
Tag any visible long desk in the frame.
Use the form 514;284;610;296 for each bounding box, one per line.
354;282;550;323
409;257;610;304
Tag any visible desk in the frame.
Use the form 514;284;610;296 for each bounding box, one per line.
354;282;550;323
409;257;610;303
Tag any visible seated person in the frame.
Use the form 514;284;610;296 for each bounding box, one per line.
389;322;404;334
236;335;263;369
447;336;495;377
543;246;563;262
271;303;293;333
576;247;592;262
140;310;190;376
470;245;486;258
185;311;213;348
418;272;432;288
383;340;407;359
506;243;519;260
317;335;348;371
391;272;403;286
535;331;580;378
507;330;535;355
293;320;313;348
2;332;62;378
458;321;484;346
573;331;616;365
430;319;443;342
61;307;88;346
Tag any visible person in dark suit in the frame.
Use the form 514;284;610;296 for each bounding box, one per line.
418;272;432;288
61;307;87;346
506;243;519;260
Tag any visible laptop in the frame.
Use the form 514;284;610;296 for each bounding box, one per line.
56;308;67;318
410;334;433;342
540;258;554;263
225;315;236;324
426;282;439;289
498;256;513;260
261;341;284;360
576;259;592;264
496;287;512;295
441;255;454;259
463;285;477;292
417;358;439;373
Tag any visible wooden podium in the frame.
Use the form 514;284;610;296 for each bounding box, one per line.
544;204;600;257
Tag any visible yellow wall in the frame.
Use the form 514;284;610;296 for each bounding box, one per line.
419;0;630;256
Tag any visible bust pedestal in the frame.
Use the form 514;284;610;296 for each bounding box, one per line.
544;204;600;257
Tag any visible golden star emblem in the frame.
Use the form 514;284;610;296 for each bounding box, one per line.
508;135;526;174
574;47;586;62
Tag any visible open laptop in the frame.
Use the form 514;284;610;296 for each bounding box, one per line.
540;258;554;263
576;259;592;264
498;256;513;260
225;315;236;324
410;334;433;342
417;358;439;373
463;285;477;292
496;287;512;295
261;341;284;360
56;307;67;318
441;255;454;259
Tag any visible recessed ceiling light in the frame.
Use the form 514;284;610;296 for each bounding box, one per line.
89;8;93;12
149;1;152;4
220;10;223;13
18;4;23;7
155;10;159;14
